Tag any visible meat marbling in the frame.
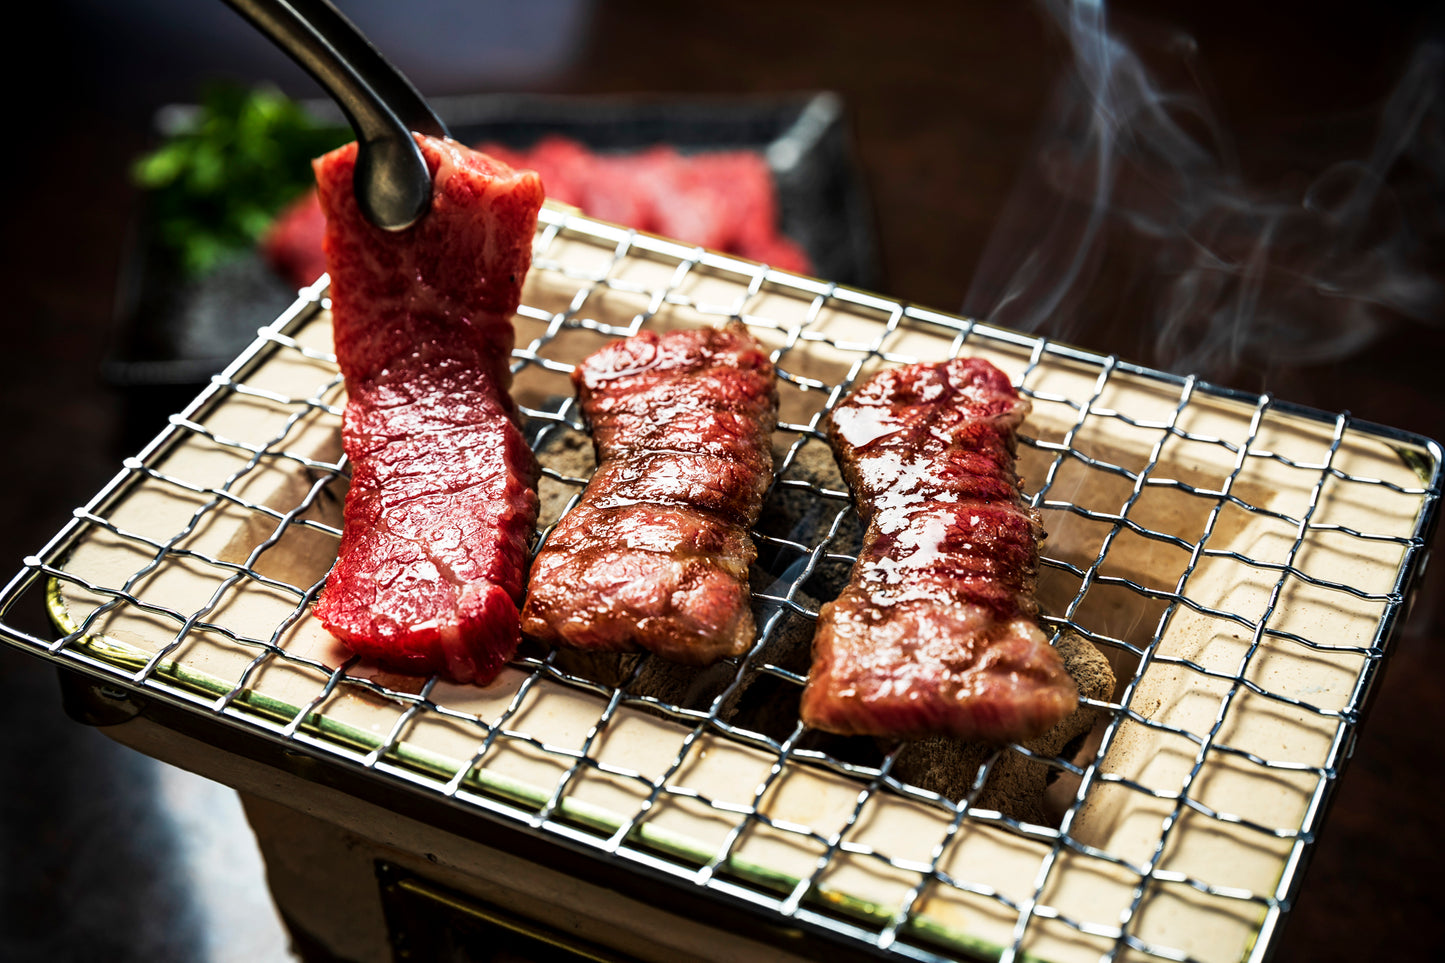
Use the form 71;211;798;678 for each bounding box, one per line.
521;322;778;665
800;358;1078;742
311;135;544;684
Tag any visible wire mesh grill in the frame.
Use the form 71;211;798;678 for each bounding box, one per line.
2;208;1439;963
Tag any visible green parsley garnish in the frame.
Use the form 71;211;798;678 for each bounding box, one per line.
132;82;347;277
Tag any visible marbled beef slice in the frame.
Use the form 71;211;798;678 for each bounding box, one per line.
521;323;777;665
800;358;1078;742
311;135;544;684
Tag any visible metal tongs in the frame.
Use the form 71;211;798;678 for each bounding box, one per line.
222;0;451;230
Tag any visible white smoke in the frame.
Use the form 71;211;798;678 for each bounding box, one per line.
963;0;1445;381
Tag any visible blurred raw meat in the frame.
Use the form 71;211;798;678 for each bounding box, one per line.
261;135;810;290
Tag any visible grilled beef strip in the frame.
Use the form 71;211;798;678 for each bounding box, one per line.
800;358;1078;742
521;322;778;665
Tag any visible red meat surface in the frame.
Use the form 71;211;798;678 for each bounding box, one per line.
311;135;544;684
260;190;329;290
262;136;811;290
800;358;1078;743
479;136;811;272
520;323;778;665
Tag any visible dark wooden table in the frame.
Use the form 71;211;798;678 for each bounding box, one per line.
2;2;1440;960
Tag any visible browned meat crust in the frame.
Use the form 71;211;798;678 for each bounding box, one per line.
800;358;1078;742
521;323;778;665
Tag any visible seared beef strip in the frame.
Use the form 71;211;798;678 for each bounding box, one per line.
312;136;544;684
800;358;1078;742
522;323;778;665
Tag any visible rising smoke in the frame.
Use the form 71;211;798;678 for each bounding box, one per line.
962;0;1445;381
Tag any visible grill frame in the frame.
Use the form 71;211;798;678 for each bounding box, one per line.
3;207;1439;963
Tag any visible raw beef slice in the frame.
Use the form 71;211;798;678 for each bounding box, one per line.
311;135;544;684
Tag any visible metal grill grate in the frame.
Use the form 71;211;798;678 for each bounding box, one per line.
2;207;1439;963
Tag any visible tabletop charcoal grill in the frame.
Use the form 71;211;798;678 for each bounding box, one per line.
1;206;1438;963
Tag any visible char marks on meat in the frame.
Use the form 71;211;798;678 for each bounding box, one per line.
311;136;544;684
521;323;778;665
800;358;1077;743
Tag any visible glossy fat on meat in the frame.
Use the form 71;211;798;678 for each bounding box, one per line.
311;135;544;684
800;358;1078;743
521;323;778;665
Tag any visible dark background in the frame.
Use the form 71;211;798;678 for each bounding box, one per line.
2;1;1442;960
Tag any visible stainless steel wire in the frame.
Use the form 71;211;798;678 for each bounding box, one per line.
0;209;1438;963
